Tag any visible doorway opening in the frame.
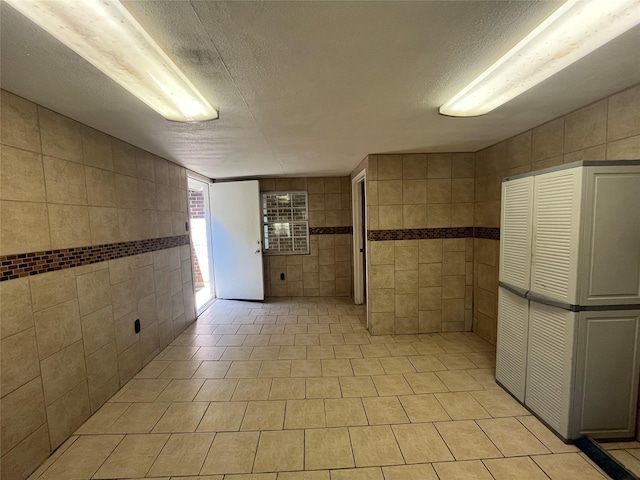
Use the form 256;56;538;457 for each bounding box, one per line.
188;176;216;313
352;170;367;312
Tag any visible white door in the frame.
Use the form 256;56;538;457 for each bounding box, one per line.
210;180;264;300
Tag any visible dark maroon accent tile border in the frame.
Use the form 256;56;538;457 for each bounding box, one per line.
309;226;353;235
474;227;501;240
367;227;500;241
368;227;474;241
0;235;190;282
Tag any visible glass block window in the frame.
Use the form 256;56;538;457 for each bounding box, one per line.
262;191;309;255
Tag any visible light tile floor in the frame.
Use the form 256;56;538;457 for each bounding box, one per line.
600;441;640;478
30;297;611;480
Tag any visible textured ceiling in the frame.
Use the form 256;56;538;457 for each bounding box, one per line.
1;1;639;179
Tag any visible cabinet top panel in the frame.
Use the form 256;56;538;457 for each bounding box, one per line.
503;159;640;182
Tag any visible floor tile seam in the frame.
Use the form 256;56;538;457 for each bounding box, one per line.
621;447;640;462
431;459;495;477
241;399;286;432
196;399;248;434
83;431;129;480
527;452;584;477
336;424;359;470
110;401;170;435
587;449;639;477
194;429;218;477
191;399;216;434
107;378;133;401
389;422;437;466
397;392;450;423
358;395;375;426
159;359;204;380
231;378;273;402
375;394;410;425
150;399;208;431
28;435;80;480
98;399;139;432
119;432;172;479
514;415;565;454
475;417;551;458
460;418;505;461
213;376;241;403
466;389;501;417
352;424;406;469
479;456;530;479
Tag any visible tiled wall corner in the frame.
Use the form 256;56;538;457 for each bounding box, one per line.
473;83;640;346
362;153;474;335
472;238;499;345
0;245;195;476
0;89;197;479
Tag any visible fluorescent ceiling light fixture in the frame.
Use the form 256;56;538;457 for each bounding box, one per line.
6;0;218;122
439;0;640;117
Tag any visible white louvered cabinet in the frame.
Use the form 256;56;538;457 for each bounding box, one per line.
579;168;640;306
525;301;576;439
496;160;640;441
496;287;529;402
499;177;533;291
573;310;640;439
529;165;640;306
530;167;583;304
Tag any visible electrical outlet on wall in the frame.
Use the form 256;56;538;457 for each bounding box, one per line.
280;273;285;281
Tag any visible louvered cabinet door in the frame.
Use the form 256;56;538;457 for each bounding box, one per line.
496;287;529;402
531;168;584;305
525;301;577;439
500;177;533;290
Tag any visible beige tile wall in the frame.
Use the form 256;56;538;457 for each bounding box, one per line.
367;153;475;231
356;85;640;337
367;238;473;335
0;89;196;479
260;177;353;297
473;83;640;346
0;90;189;255
360;153;475;335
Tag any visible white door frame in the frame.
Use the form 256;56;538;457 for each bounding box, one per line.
187;174;216;315
352;170;367;306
